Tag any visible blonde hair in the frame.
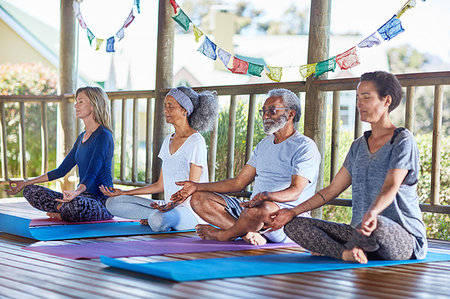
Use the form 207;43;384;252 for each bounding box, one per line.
76;86;112;132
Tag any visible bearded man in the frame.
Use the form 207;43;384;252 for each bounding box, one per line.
170;88;321;245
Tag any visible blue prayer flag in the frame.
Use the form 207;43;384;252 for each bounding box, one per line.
106;37;115;53
377;16;405;41
197;36;217;60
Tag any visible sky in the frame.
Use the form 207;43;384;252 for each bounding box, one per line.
3;0;450;65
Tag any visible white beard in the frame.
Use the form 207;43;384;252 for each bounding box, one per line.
263;114;288;135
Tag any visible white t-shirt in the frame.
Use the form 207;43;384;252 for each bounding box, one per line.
247;131;321;209
158;132;209;209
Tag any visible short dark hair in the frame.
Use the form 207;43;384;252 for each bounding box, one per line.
360;71;403;113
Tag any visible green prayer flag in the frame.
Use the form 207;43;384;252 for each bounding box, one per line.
171;9;191;31
315;57;336;77
87;28;95;46
248;62;264;77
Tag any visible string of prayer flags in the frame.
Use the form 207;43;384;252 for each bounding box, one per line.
106;37;115;53
396;0;416;18
248;62;264;77
95;38;104;51
266;66;282;82
172;9;191;31
86;28;95;45
193;25;204;42
74;0;140;52
377;16;405;41
299;63;316;79
123;10;136;28
197;36;217;60
336;47;360;70
357;32;382;48
169;0;180;14
229;57;249;74
315;57;336;77
218;48;232;68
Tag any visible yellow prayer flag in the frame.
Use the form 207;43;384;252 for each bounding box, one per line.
193;25;204;43
266;66;282;82
95;38;104;51
299;63;316;79
396;0;416;19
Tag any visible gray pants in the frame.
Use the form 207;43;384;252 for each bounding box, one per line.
284;215;414;260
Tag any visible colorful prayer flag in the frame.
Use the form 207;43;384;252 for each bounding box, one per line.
172;9;191;31
299;63;316;79
134;0;141;14
193;25;203;42
217;48;231;68
73;1;81;17
106;37;115;53
86;28;95;46
266;66;282;82
248;62;264;77
123;10;135;28
169;0;180;14
116;27;125;41
357;32;382;48
336;47;360;70
377;16;405;41
77;15;87;29
315;57;336;77
95;38;104;51
197;36;217;60
396;0;416;18
229;57;249;74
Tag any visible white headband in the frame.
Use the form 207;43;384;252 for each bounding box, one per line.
167;88;194;116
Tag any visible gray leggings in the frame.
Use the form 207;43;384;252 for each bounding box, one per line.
284;215;414;260
23;185;113;222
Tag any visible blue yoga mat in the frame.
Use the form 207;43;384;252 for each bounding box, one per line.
0;212;193;241
100;251;450;282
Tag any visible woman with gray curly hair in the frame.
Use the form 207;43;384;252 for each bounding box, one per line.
101;86;218;232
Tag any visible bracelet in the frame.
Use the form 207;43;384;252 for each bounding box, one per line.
317;191;326;202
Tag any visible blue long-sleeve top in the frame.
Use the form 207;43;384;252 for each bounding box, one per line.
47;125;114;198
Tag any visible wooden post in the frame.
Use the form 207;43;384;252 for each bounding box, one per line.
304;0;332;219
58;0;77;190
405;87;415;133
152;0;174;196
330;91;340;180
430;85;443;205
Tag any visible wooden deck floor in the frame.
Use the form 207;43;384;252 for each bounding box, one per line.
0;200;449;298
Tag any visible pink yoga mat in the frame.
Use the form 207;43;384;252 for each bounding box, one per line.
24;237;299;259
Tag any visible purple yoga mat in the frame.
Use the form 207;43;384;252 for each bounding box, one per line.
24;237;299;259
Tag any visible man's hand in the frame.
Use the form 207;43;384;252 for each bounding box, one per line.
357;210;378;237
99;185;124;197
240;191;269;208
5;180;27;195
267;208;296;232
55;190;81;203
170;181;198;204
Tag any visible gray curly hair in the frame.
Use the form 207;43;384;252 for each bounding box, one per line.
176;86;219;132
268;88;301;123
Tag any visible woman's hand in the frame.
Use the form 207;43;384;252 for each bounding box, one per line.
267;208;296;232
357;210;378;237
240;191;269;208
99;185;124;197
150;201;178;212
55;190;81;203
5;180;28;195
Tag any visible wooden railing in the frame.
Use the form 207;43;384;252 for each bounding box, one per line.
1;71;449;214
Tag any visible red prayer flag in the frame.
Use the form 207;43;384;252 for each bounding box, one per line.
229;57;249;74
169;0;180;14
123;10;135;28
336;47;360;70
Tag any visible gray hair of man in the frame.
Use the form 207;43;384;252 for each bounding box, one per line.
176;86;219;132
267;88;301;123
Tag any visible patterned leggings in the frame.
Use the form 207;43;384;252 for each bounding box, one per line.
23;185;113;222
284;215;414;260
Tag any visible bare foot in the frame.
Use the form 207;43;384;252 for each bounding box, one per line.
195;224;226;241
242;232;267;245
140;219;148;226
46;212;62;220
342;247;368;264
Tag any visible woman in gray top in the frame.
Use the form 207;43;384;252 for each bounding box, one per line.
269;71;427;263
